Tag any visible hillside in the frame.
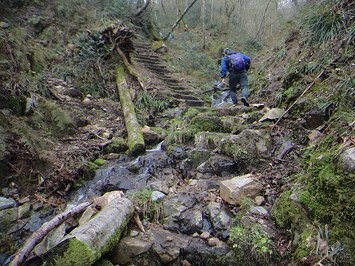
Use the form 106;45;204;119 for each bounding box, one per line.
0;0;354;265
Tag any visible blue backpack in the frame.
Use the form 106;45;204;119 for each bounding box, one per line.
227;53;246;72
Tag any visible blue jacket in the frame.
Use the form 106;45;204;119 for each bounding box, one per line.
220;52;251;78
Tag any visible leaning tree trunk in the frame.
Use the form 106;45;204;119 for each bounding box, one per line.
116;66;146;156
134;0;151;17
164;0;199;40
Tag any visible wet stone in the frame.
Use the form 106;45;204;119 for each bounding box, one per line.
249;206;269;217
151;191;166;202
255;195;265;206
0;197;16;211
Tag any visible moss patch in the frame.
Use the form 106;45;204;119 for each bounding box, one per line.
51;238;98;266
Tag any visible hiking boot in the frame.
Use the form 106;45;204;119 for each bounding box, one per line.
241;97;249;107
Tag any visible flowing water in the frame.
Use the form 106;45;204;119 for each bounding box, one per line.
69;141;168;205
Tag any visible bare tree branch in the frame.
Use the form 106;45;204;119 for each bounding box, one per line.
255;0;273;39
9;201;93;266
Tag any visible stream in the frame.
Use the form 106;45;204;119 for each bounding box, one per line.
69;141;169;205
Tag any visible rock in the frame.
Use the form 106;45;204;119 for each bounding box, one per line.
259;108;285;122
82;97;92;106
204;155;237;177
180;208;203;234
142;125;161;143
184;238;236;265
200;232;210;239
150;227;191;263
151;191;166;202
240;216;257;228
111;237;153;265
0;197;16;211
189;179;198;186
105;153;120;160
193;232;199;238
0;22;10;29
149;181;170;194
207;202;232;233
182;260;192;266
308;130;324;146
255;196;265;206
0;207;18;231
220;174;262;205
249;206;269;217
337;147;355;174
18;202;31;219
207;237;222;247
189;148;211;167
129;230;139;237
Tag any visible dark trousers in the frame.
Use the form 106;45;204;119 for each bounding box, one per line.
227;71;249;104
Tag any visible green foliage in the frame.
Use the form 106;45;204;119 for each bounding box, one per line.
229;225;273;264
77;32;111;61
243;38;264;52
11;118;49;154
42;101;74;136
135;91;168;112
130;189;162;222
304;2;346;45
167;42;219;84
188;116;225;133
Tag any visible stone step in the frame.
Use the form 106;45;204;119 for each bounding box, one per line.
168;85;186;91
135;58;162;65
135;43;151;48
175;99;206;107
170;88;195;95
146;66;168;73
159;77;180;84
170;92;202;101
134;53;160;59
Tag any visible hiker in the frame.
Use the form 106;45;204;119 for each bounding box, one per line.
184;24;188;32
220;48;251;106
169;33;174;40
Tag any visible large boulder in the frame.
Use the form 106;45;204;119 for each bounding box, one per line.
337;147;355;174
111;237;152;265
220;174;263;205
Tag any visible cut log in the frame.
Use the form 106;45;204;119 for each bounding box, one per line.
44;197;134;265
9;201;93;266
116;66;146;156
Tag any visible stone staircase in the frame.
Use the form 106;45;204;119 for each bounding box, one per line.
133;43;207;107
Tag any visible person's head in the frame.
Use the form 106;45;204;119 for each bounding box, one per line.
224;48;231;56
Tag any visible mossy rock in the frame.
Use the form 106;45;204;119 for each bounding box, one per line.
104;137;128;154
152;41;164;51
189;115;225;133
93;158;106;166
50;238;98;266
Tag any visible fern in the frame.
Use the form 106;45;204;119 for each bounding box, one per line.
305;3;346;45
43;101;74;136
135;91;168;112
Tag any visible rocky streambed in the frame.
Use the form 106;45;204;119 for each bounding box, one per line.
1;98;354;265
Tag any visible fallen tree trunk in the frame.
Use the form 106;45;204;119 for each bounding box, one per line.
44;196;134;266
9;201;93;266
116;66;146;156
115;46;145;91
